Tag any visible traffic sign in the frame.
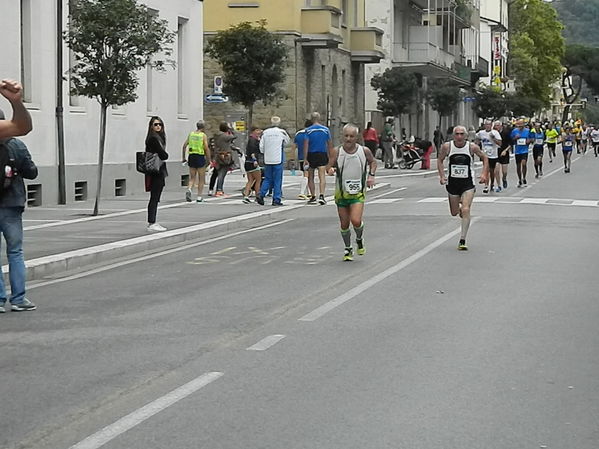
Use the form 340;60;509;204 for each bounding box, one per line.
205;94;229;104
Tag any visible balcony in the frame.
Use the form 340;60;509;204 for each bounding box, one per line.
350;27;385;63
299;6;343;48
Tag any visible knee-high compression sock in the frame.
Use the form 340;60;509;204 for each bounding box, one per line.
461;215;471;240
340;228;351;248
299;177;308;195
354;222;364;241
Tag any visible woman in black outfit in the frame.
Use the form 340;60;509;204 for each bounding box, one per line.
145;116;169;231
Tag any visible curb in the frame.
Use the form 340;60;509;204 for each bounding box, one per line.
17;183;391;282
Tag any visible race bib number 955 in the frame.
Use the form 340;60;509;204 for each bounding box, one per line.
450;165;469;178
344;179;362;194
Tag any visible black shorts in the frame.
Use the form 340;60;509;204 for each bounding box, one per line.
515;153;528;163
244;161;261;173
188;154;206;168
307;152;328;168
532;147;544;159
446;183;475;197
497;151;510;165
547;142;556;152
488;158;498;170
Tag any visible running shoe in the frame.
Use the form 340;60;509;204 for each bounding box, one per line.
495;186;502;193
11;298;36;312
503;179;508;189
196;197;203;203
318;195;327;205
272;200;284;206
147;223;167;232
483;187;489;194
517;181;522;188
307;196;317;204
0;304;5;313
356;239;365;256
298;194;308;200
457;239;468;251
256;195;265;205
208;190;214;196
242;196;251;204
343;247;354;261
185;189;192;202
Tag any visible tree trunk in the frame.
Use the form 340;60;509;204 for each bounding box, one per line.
93;103;107;216
248;104;254;130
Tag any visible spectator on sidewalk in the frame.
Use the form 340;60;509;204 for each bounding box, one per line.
381;118;395;169
256;116;290;206
211;122;236;197
182;120;210;203
145;116;169;232
0;79;32;139
0;108;38;313
415;137;434;169
242;126;263;203
362;121;379;158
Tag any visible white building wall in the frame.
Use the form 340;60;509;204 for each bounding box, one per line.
479;0;508;87
364;0;394;123
0;0;203;205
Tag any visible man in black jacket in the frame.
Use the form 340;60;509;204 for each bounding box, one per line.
0;109;38;313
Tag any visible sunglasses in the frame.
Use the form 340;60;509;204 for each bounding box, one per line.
153;123;163;127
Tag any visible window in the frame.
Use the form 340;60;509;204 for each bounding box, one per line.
177;18;188;116
341;0;348;26
20;0;33;103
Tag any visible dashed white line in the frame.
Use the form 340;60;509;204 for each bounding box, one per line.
68;372;224;449
246;335;286;351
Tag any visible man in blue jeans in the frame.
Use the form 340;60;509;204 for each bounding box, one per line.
0;109;38;313
256;116;290;206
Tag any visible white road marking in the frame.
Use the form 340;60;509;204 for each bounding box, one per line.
369;198;403;204
571;200;598;207
68;372;223;449
298;222;474;322
27;220;294;290
416;197;598;208
369;187;407;200
520;198;549;204
246;335;286;351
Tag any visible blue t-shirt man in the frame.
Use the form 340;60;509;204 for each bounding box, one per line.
511;127;531;154
294;129;307;161
530;128;545;149
305;123;332;154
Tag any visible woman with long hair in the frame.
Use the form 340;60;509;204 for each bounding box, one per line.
242;126;263;203
145;116;169;231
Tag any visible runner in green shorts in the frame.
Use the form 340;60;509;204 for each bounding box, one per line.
326;123;377;261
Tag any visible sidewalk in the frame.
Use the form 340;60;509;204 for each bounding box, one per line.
7;170;400;282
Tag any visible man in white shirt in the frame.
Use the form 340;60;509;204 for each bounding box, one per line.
257;116;290;206
476;119;502;192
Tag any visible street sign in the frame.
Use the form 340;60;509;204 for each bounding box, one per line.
205;94;229;104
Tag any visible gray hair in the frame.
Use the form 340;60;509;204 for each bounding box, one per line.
270;116;281;126
310;111;321;122
453;125;467;134
342;123;359;135
484;119;493;125
196;120;205;129
493;120;502;127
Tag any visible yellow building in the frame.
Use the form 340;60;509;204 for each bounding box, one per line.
203;0;384;143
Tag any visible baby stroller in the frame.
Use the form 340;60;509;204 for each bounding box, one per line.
397;141;422;169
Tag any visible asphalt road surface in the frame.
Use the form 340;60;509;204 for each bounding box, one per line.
2;154;598;449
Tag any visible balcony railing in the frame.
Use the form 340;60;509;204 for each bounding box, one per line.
300;6;343;48
350;27;385;63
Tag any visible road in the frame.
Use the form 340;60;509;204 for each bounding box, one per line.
1;154;598;449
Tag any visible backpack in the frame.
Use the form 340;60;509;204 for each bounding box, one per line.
0;142;16;197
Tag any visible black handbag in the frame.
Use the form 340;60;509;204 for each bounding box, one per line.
136;151;162;174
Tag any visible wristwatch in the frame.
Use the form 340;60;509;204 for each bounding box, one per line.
368;172;375;176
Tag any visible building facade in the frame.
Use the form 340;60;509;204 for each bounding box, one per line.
479;0;509;90
365;0;487;139
203;0;384;146
0;0;204;206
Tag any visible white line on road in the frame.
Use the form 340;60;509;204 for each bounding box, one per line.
298;222;477;322
369;187;407;200
246;335;286;351
68;372;224;449
28;219;294;290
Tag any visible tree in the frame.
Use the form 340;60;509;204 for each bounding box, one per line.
557;44;599;122
473;86;507;120
370;67;418;119
504;93;544;118
508;0;564;103
553;0;599;46
205;20;289;128
426;80;462;133
65;0;174;216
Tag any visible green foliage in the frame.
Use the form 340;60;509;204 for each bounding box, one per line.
370;67;418;117
582;103;599;124
553;0;599;46
564;44;599;95
508;0;564;103
65;0;175;106
504;93;544;118
474;86;507;119
426;80;461;118
205;20;289;115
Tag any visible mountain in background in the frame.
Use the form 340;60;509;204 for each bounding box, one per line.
552;0;599;46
